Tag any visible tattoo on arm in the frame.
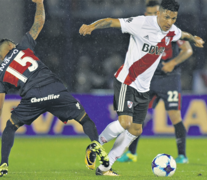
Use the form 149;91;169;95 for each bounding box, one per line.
29;3;45;40
93;19;112;30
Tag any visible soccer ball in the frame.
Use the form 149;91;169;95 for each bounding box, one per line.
151;153;176;177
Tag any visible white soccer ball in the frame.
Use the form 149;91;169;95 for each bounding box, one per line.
151;153;176;177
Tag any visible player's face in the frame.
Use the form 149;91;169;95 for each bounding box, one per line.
157;9;178;31
145;6;159;16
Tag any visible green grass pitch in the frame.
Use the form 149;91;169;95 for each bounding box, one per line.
1;137;207;180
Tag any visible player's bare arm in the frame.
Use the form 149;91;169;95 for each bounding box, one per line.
0;93;5;117
79;18;121;36
181;31;204;48
29;0;45;40
162;41;193;73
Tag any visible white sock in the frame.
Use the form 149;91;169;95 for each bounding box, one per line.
99;130;137;171
99;120;125;145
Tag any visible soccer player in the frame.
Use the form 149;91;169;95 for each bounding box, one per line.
117;0;192;164
79;0;204;176
0;0;109;177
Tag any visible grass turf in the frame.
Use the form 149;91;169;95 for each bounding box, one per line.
1;137;206;180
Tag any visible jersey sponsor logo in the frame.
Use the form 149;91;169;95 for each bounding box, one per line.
169;103;178;107
124;17;133;23
142;43;165;55
127;101;133;108
31;94;60;103
0;49;19;71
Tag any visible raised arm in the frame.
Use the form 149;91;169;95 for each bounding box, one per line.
29;0;45;40
0;93;5;118
181;31;204;48
79;18;121;36
162;41;193;73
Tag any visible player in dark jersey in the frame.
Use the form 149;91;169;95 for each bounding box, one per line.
117;0;192;164
0;0;109;177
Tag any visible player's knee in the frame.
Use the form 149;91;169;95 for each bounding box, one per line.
6;120;18;131
128;124;142;136
119;117;133;130
168;110;182;125
79;114;95;126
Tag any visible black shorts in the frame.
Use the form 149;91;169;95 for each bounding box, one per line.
149;74;182;111
113;78;150;124
11;81;85;126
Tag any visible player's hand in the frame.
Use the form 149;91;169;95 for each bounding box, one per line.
32;0;44;3
79;24;94;36
161;60;176;73
194;36;204;48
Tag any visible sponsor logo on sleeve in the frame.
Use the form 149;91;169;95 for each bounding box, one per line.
124;17;133;23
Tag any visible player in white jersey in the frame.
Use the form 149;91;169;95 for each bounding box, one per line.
79;0;204;176
118;0;192;164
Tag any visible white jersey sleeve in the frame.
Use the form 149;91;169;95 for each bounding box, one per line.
119;16;145;36
171;24;182;42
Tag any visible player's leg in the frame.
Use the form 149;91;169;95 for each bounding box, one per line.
0;119;19;177
98;78;132;145
168;110;188;163
160;75;188;163
108;123;141;166
45;81;109;170
0;87;47;177
117;133;140;162
97;90;149;175
77;113;109;169
117;92;157;163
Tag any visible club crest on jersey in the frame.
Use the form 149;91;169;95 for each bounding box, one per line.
127;101;133;108
165;37;170;46
142;43;165;55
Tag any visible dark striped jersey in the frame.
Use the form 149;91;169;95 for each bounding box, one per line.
0;33;60;96
154;40;184;76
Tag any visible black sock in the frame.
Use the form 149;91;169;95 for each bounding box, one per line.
1;120;18;165
129;122;144;154
174;121;186;157
79;114;99;142
129;136;140;154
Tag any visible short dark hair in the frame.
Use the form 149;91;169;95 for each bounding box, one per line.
160;0;179;12
0;39;14;45
146;0;160;8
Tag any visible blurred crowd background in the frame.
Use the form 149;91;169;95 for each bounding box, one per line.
0;0;207;94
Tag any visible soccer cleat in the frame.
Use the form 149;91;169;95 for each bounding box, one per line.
85;144;97;170
88;141;109;168
0;163;8;177
117;150;137;162
175;155;189;164
96;167;119;176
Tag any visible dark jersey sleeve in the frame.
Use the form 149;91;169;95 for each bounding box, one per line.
16;32;37;51
0;82;7;94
